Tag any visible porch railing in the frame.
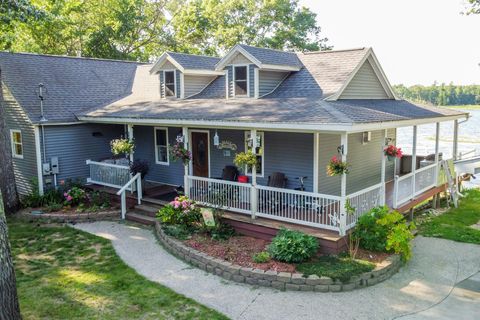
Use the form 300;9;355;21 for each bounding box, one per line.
393;162;438;208
86;160;131;190
346;183;383;230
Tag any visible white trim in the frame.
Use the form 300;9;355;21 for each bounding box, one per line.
259;64;300;72
188;129;211;178
232;64;250;98
244;131;264;178
180;72;185;99
225;70;229;99
183;69;224;76
33;126;44;196
254;67;259;98
154;127;170;165
10;129;24;159
313;132;319;193
162;70;177;98
77;113;467;133
150;53;185;74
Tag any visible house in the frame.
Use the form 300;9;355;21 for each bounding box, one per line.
0;45;468;248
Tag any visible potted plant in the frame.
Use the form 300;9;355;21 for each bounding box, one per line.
170;136;191;165
326;155;349;176
384;145;403;161
233;151;258;182
110;138;135;159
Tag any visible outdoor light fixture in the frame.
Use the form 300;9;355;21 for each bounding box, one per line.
337;145;344;155
214;130;220;147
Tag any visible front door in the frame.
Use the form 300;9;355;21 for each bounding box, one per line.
191;132;209;177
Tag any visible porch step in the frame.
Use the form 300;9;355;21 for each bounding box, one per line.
135;204;160;217
126;212;157;226
142;197;170;207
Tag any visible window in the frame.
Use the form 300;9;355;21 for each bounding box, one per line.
154;127;169;165
244;131;264;176
164;71;176;97
10;130;23;159
234;65;248;96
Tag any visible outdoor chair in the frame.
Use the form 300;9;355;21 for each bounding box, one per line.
267;172;288;188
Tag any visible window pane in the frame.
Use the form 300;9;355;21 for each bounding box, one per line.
15;144;23;156
166;84;175;96
13;132;21;144
165;71;175;84
156;129;167;146
164;71;175;96
235;81;247;95
235;66;247;80
157;146;168;163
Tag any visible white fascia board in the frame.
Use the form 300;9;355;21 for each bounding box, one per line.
150;53;185;74
259;64;301;72
183;69;225;76
215;45;262;70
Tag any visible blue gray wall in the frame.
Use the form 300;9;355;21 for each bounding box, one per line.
249;64;255;97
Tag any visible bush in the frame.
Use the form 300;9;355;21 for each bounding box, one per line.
162;224;193;240
63;187;87;206
267;228;318;263
157;196;201;228
252;251;271;263
353;206;390;252
22;179;64;208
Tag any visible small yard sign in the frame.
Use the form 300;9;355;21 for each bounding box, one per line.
201;208;216;227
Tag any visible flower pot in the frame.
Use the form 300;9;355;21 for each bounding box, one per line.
238;175;249;183
387;155;396;161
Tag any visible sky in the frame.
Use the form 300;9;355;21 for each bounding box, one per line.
300;0;480;86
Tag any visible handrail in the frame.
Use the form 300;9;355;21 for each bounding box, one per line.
186;175;252;188
346;182;383;198
256;184;342;201
86;159;130;169
116;172;142;219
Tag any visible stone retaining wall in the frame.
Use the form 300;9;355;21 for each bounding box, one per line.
20;210;119;223
154;222;402;292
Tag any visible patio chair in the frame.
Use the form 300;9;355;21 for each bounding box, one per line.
221;165;239;182
267;172;288;188
261;172;288;213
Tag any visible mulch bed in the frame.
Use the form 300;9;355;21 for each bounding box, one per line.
183;234;392;273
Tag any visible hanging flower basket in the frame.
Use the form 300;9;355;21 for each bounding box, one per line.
384;145;403;160
170;137;191;165
110;138;135;158
326;156;349;176
233;151;258;173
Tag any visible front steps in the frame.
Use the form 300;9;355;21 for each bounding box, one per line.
125;198;164;226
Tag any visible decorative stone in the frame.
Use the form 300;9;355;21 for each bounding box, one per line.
271;281;286;290
291;273;306;284
245;277;258;285
240;267;254;277
258;279;271;287
299;284;314;291
285;283;300;291
305;274;321;286
318;276;333;285
314;285;329;292
215;268;223;276
329;284;342;292
342;283;356;291
263;270;278;281
277;272;292;283
252;269;265;279
222;271;233;281
226;264;242;275
232;274;245;283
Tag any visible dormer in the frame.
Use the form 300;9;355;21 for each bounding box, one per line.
215;44;303;99
150;52;222;99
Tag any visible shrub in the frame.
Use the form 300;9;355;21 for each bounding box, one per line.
130;159;149;179
22;179;64;208
252;251;271;263
157;196;201;228
162;224;192;240
63;187;87;206
385;222;415;261
353;206;390;252
267;228;318;263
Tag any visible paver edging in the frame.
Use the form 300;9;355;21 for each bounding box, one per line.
19;210;119;223
153;221;402;292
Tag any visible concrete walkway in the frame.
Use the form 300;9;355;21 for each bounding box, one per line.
73;221;480;320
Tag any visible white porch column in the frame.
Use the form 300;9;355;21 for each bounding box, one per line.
127;124;134;163
380;129;387;205
182;127;190;197
411;125;418;199
434;122;440;186
339;133;348;236
453;119;459;160
250;129;258;219
313;132;319;193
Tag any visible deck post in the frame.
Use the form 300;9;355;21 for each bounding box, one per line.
411;125;417;199
339;133;348;236
380;129;387;205
127;124;134;163
434;122;440;186
453;119;459;160
313;132;319;193
183;127;190;197
250;129;258;219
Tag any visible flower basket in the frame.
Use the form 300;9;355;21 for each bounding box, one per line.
233;151;257;173
110;138;134;158
327;155;349;176
384;145;403;160
170;137;191;165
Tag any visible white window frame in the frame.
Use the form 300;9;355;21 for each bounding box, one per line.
244;131;264;177
163;70;177;98
233;64;250;97
154;127;169;165
10;129;23;159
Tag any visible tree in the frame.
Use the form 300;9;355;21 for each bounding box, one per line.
464;0;480;14
0;190;21;320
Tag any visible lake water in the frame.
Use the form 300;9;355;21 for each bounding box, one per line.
396;108;480;159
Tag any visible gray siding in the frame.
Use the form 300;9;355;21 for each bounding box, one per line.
42;124;124;185
184;75;215;98
230;52;252;64
208;129;245;179
2;84;37;195
134;125;184;186
318;133;341;196
249;65;255;97
227;66;233;98
339;60;390;99
258;70;288;97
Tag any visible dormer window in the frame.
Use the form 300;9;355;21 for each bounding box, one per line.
164;70;176;97
233;65;248;97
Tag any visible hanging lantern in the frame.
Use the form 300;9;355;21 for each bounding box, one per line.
214;130;220;147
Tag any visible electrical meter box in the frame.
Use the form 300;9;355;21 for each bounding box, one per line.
51;157;59;174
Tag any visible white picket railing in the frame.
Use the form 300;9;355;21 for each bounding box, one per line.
256;185;342;232
86;160;131;190
393;162;438;208
346;183;383;230
187;176;252;214
116;173;142;219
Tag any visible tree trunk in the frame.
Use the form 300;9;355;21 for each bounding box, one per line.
0;190;21;320
0;74;20;214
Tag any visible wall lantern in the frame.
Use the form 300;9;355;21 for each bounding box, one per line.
214;130;220;147
337;145;345;155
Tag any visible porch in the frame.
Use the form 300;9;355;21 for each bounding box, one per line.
84;120;459;236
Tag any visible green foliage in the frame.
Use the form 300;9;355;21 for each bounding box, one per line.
297;255;375;282
233;151;257;172
110;138;134;156
252;251;271;263
22;179;64;208
63;186;86;206
162;224;193;240
267;228;318;263
157;196;201;228
354;206;415;261
464;0;480;14
393;83;480;106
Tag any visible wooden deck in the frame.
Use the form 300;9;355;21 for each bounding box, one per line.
385;180;446;213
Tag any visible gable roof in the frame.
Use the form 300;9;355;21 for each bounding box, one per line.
0;51;141;124
149;52;222;75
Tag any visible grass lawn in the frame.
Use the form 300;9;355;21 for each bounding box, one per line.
296;256;375;282
417;189;480;244
8;219;228;320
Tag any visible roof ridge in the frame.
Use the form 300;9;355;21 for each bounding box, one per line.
0;51;147;64
238;44;297;54
301;47;368;55
167;51;220;59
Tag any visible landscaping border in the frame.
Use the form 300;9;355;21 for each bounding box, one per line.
19;210;119;223
153;222;402;292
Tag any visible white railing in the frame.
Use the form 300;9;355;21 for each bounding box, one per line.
187;176;252;214
346;183;383;230
86;160;131;190
256;185;342;232
116;173;142;219
393;162;438;208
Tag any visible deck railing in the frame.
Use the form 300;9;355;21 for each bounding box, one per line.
86;160;132;190
393;162;438;208
346;183;383;230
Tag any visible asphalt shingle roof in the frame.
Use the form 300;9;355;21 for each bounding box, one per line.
238;44;303;68
167;52;220;70
0;52;141;123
